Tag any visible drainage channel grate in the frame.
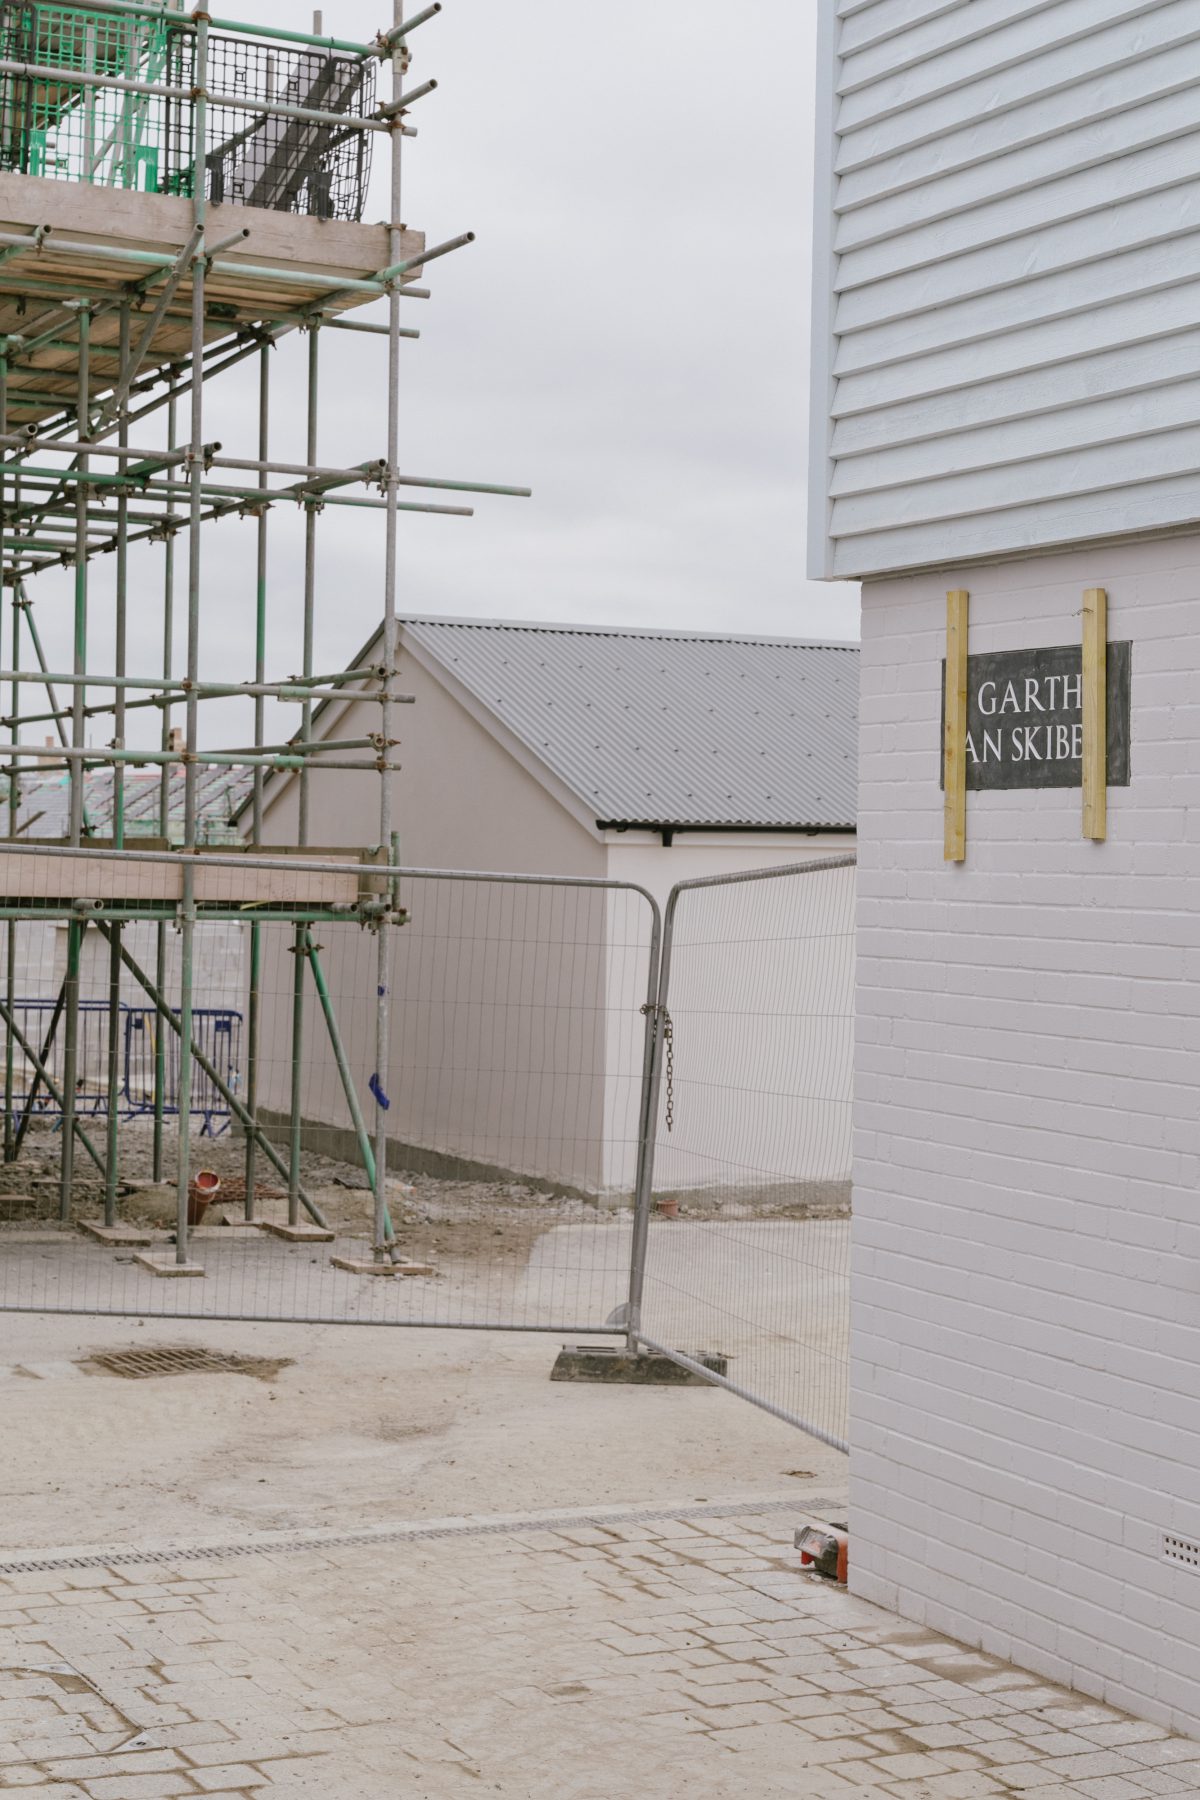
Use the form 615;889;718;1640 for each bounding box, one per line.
86;1346;291;1382
0;1495;840;1576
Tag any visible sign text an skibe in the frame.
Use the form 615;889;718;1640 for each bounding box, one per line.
941;641;1130;792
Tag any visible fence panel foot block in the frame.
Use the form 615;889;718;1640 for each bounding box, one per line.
551;1346;729;1385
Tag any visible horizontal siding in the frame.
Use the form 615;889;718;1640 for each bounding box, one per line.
836;0;1168;129
833;282;1200;414
830;472;1200;574
838;1;973;57
810;0;1200;578
832;227;1200;375
833;180;1200;333
831;371;1200;491
831;329;1200;456
835;3;1200;174
835;132;1200;288
831;419;1200;533
835;35;1200;208
839;0;1065;93
836;81;1200;247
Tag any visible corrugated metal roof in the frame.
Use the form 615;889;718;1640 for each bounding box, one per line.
403;618;858;831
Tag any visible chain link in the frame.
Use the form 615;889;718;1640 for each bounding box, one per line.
662;1009;674;1133
641;1003;675;1132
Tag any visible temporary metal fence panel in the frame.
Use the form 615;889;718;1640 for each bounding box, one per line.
630;855;856;1451
5;1000;238;1129
0;843;855;1455
123;1007;240;1132
0;864;661;1332
9;996;118;1120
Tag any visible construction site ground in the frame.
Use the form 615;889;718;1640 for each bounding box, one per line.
1;1312;1199;1797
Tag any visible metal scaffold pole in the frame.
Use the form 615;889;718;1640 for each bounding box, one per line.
372;0;407;1266
103;301;131;1228
59;303;91;1223
174;7;209;1267
288;321;320;1232
0;336;13;1164
243;342;269;1224
153;390;178;1184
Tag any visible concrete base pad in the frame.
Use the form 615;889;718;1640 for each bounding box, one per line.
0;1193;41;1222
80;1222;156;1247
260;1222;336;1243
551;1345;729;1385
133;1254;205;1279
330;1256;435;1278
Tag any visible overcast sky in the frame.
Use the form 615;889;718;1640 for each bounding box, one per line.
27;0;859;751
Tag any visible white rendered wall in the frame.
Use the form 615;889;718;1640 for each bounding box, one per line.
256;661;610;1189
602;834;856;1196
810;0;1200;580
854;536;1200;1732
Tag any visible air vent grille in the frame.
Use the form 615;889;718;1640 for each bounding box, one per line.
1163;1533;1200;1570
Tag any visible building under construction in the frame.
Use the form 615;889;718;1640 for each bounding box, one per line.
0;0;856;1470
0;0;531;1279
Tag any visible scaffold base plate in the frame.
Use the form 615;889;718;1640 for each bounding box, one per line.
330;1256;435;1278
133;1254;205;1279
80;1223;155;1247
260;1222;336;1243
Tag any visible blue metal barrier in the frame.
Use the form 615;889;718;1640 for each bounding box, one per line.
9;998;115;1122
123;1008;242;1135
5;1000;241;1135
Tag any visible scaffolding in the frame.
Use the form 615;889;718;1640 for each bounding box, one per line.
0;0;529;1273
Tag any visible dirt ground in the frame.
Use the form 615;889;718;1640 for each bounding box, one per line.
0;1124;629;1275
0;1309;849;1555
0;1123;851;1262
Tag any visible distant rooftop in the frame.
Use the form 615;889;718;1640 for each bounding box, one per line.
399;617;859;832
7;762;252;845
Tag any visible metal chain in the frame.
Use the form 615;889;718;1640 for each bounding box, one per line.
640;1003;675;1132
662;1010;674;1133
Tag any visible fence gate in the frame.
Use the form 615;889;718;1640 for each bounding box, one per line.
628;856;856;1451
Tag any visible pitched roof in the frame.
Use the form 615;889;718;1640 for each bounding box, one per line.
10;763;252;844
401;618;859;831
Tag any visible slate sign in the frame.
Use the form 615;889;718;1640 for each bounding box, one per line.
941;641;1131;791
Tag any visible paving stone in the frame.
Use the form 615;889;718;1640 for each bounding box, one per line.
79;1777;198;1799
183;1769;261;1791
0;1502;1194;1797
1131;1773;1191;1795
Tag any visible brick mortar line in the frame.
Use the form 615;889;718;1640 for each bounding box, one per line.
0;1493;844;1576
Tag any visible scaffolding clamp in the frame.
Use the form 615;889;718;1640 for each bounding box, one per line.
183;441;221;475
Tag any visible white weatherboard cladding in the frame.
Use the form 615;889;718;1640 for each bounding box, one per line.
809;0;1200;578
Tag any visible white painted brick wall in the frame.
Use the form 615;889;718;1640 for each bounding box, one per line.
854;534;1200;1735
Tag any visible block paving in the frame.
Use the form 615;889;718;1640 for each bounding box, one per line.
0;1501;1196;1797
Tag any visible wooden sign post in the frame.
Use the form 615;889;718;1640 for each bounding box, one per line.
944;589;969;862
1082;587;1108;842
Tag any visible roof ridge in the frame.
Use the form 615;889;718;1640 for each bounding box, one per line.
402;614;859;651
